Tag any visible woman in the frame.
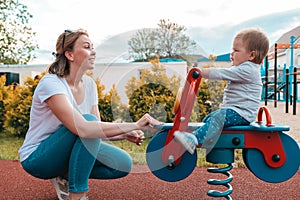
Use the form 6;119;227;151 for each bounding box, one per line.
18;29;161;200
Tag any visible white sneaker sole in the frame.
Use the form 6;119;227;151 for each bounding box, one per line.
174;131;196;154
50;178;69;200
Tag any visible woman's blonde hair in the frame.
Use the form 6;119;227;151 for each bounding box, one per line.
234;28;269;64
47;29;89;77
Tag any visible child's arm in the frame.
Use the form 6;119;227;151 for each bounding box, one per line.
199;62;257;83
200;68;210;78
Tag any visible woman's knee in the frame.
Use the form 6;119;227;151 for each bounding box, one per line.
110;149;133;176
122;152;133;173
113;154;132;178
112;149;132;174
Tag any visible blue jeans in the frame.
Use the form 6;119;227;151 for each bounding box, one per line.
194;108;249;148
21;114;132;193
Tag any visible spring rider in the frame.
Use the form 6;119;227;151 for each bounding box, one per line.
146;68;300;199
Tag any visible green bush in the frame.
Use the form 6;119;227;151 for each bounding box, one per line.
0;75;7;133
0;62;225;138
129;82;175;122
3;75;42;137
126;59;225;124
95;79;128;122
0;72;126;136
196;79;225;121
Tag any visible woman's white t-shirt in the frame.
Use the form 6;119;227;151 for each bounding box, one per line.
18;74;98;162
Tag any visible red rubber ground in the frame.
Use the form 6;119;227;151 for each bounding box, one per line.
1;160;299;200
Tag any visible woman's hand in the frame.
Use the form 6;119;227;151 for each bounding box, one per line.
125;130;145;146
136;113;163;130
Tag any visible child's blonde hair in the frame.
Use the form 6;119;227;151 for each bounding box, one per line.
234;28;269;64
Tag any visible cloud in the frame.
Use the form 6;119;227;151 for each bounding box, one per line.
92;7;300;64
21;0;300;63
187;8;300;55
31;8;300;64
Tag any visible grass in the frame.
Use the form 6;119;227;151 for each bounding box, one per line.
108;139;150;165
0;134;24;160
0;133;153;163
0;133;246;168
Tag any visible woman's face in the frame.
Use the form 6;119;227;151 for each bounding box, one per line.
230;37;253;66
70;35;96;71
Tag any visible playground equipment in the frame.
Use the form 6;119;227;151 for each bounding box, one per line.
263;36;300;114
146;68;300;199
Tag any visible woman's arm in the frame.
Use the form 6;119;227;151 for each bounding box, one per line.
90;104;145;144
90;104;101;120
90;105;128;141
105;130;145;146
46;94;158;138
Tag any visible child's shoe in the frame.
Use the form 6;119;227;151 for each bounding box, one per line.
174;131;198;154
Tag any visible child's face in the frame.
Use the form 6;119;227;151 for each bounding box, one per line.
230;38;254;66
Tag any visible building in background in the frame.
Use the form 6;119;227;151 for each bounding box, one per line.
0;61;188;104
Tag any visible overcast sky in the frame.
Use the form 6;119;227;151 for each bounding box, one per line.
21;0;300;60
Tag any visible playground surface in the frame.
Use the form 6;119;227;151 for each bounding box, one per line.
1;160;300;200
264;102;300;143
1;103;300;200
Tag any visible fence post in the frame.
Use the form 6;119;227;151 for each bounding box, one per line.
264;57;268;106
285;69;289;113
293;67;297;115
274;43;278;108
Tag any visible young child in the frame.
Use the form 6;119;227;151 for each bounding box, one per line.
174;27;269;154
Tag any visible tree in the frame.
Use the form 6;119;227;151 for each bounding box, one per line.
127;28;157;62
0;0;38;64
128;19;197;62
156;19;196;58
